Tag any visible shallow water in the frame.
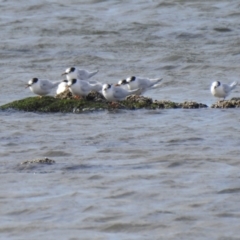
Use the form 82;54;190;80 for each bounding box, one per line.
1;1;240;239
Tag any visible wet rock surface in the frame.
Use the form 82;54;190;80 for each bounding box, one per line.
55;89;73;100
211;98;240;108
55;89;107;102
21;157;56;165
0;93;208;112
2;92;240;112
179;101;208;109
152;100;208;109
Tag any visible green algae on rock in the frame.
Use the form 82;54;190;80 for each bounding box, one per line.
211;98;240;108
0;91;208;113
0;96;109;113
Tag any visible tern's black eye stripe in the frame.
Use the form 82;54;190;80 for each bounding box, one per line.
70;67;75;73
32;78;38;83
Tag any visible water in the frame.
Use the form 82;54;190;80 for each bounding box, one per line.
1;0;240;239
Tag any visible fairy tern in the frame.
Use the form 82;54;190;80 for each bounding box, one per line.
67;78;102;97
124;76;163;94
102;83;140;101
26;78;61;96
210;81;237;99
62;67;98;81
56;80;68;95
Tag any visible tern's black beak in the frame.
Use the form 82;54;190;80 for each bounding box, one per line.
61;72;67;76
25;84;30;88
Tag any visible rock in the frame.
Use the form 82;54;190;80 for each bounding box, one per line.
153;100;179;109
55;89;106;102
55;89;73;99
85;91;107;102
211;98;240;108
0;92;208;112
21;157;55;165
126;95;153;104
0;95;109;113
179;101;208;109
124;95;153;109
153;100;207;109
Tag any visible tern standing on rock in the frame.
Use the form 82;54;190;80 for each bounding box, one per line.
125;76;163;94
102;83;140;101
26;78;62;97
62;67;99;81
56;80;68;95
67;78;102;98
210;81;237;100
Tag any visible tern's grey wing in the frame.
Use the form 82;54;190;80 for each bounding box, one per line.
142;78;163;88
134;78;148;88
88;80;99;84
222;83;231;94
113;88;129;100
77;70;98;80
40;80;55;91
77;70;88;80
89;82;102;92
79;81;91;92
150;78;163;86
230;81;237;90
87;70;99;79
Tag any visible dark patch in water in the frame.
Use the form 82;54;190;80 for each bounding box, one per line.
158;65;179;70
167;162;183;168
108;191;136;199
176;32;203;39
103;223;150;232
216;213;240;218
62;164;92;171
217;188;240;194
214;27;232;32
42;151;71;157
175;216;197;221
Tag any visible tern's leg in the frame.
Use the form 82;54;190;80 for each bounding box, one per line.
74;95;83;100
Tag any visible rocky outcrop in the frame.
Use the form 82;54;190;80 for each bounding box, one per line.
4;91;240;112
21;157;55;165
211;98;240;108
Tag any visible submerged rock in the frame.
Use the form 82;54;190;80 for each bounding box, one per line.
0;92;208;112
21;157;55;165
179;101;208;109
123;95;153;109
211;98;240;108
152;100;207;109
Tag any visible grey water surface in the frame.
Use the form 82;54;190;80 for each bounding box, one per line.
1;1;240;239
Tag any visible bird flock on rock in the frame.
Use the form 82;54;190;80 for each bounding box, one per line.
26;66;238;101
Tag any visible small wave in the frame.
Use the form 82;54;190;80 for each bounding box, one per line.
217;187;240;194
